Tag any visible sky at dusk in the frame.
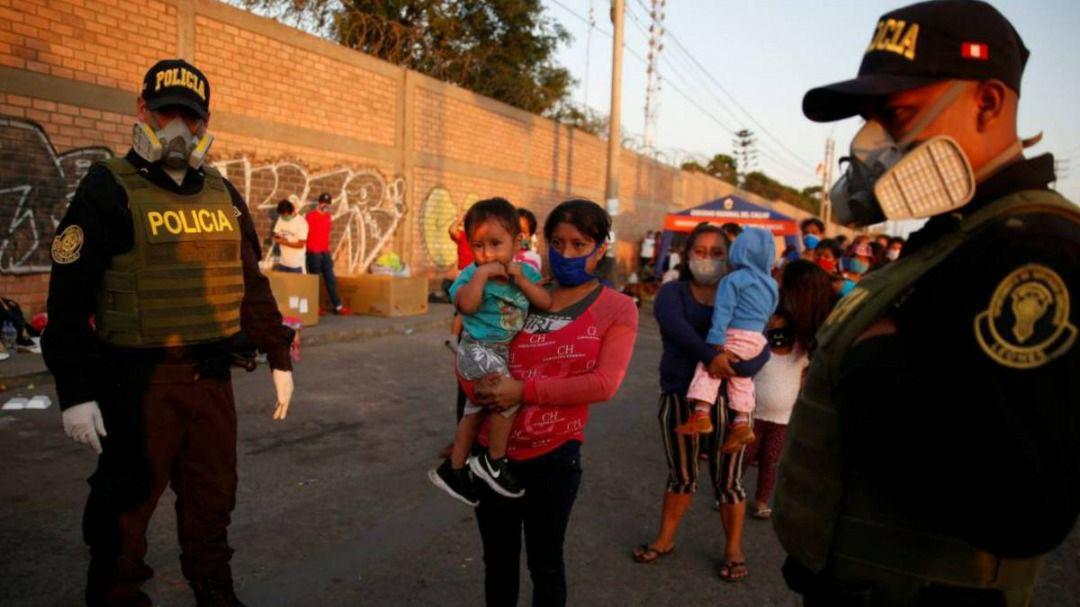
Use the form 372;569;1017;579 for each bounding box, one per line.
543;0;1080;203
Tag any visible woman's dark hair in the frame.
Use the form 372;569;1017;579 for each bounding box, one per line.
800;217;825;233
869;241;888;270
465;197;520;239
816;237;843;261
779;259;837;354
720;222;743;239
543;198;611;245
276;199;294;215
678;222;728;282
517;208;538;236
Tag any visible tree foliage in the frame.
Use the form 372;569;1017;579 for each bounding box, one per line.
545;102;609;137
743;171;820;215
706;153;738;185
238;0;573;114
680;153;738;185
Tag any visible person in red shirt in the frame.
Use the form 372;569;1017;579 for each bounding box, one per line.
471;199;639;607
305;192;349;314
448;211;475;271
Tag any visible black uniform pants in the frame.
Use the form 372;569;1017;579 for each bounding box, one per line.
474;440;582;607
83;361;237;606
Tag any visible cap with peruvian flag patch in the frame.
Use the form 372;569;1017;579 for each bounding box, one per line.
804;0;1030;122
962;42;989;60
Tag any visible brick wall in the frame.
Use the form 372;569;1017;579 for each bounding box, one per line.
0;0;838;314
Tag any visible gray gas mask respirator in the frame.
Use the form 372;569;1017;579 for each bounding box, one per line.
132;117;214;171
829;81;1022;227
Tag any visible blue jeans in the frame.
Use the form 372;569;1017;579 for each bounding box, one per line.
305;251;341;309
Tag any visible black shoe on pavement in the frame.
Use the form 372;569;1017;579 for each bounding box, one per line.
191;580;247;607
428;458;480;507
469;452;525;498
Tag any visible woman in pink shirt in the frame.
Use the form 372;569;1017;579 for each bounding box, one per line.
472;199;638;606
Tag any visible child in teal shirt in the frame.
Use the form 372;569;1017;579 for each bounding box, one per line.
429;198;551;506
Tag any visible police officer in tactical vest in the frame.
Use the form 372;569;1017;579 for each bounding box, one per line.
774;1;1078;605
43;59;296;607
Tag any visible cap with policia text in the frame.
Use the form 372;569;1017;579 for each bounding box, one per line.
803;0;1029;122
141;59;211;120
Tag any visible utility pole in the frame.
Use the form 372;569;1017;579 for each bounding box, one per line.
642;0;666;150
583;0;595;107
732;129;757;187
605;0;625;217
819;137;835;232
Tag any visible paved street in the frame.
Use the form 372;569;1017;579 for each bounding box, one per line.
1;315;1076;606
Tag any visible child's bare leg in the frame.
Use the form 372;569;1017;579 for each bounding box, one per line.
486;408;517;460
451;412;484;469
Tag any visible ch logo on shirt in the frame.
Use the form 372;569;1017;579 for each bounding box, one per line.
975;264;1076;370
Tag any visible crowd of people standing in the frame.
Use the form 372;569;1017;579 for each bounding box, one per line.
434;197;863;601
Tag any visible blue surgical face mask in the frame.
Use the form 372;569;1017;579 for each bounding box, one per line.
549;245;599;286
803;234;820;250
849;259;869;275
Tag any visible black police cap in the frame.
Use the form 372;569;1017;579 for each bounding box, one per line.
141;59;211;120
803;0;1029;122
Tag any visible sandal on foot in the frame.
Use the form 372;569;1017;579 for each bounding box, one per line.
632;543;675;563
752;506;772;520
719;560;749;582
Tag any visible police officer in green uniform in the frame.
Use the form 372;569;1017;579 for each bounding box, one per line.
773;2;1079;605
43;59;296;607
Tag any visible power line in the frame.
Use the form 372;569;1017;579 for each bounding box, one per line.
624;3;744;128
549;0;813;182
623;2;816;180
636;0;818;172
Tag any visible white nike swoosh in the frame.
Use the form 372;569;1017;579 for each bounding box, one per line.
489;465;501;479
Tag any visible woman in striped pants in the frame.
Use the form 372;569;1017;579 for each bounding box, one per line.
631;223;769;582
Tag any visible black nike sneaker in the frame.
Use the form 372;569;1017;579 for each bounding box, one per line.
428;458;480;507
469;452;525;498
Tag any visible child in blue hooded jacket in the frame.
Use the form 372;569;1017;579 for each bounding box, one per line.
677;227;778;452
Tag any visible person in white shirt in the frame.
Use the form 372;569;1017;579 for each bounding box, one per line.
743;259;836;519
640;230;656;271
272;199;308;273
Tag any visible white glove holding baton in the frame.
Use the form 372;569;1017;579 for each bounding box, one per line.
62;401;107;454
272;369;293;420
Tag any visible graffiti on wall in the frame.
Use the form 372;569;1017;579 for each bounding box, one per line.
0;115;407;276
214;158;406;275
419;186;477;269
0;116;112;274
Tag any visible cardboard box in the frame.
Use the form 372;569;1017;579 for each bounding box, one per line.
265;271;320;327
334;274;428;317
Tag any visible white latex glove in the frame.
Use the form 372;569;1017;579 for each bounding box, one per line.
272;369;294;420
62;401;107;454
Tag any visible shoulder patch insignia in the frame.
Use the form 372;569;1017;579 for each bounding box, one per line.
51;225;84;265
975;264;1076;369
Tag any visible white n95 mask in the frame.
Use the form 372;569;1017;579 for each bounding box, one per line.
829;81;1020;227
